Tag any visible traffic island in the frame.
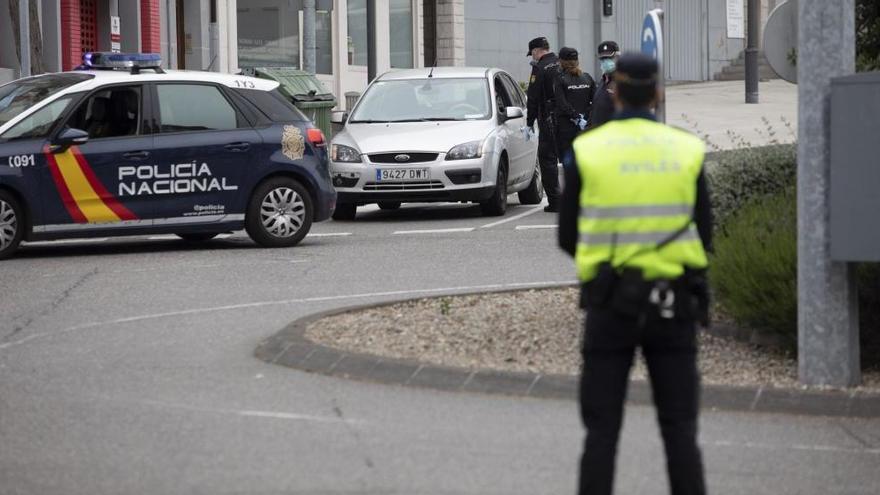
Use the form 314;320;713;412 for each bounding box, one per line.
255;287;880;418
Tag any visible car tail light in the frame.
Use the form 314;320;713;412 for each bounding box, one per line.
307;128;326;148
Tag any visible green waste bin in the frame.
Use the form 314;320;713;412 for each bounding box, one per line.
244;67;337;138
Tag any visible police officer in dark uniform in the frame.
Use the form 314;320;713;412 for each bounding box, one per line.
589;41;620;129
559;53;713;495
525;36;561;212
553;47;595;166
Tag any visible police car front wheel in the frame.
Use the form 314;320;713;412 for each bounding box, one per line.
246;178;313;248
0;191;24;260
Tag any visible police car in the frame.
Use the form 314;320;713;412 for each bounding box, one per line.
0;52;335;259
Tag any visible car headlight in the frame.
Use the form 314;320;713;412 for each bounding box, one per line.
330;143;362;163
446;140;483;161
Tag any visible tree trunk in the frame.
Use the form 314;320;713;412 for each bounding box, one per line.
7;0;45;75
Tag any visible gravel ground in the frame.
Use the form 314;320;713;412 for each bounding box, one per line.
306;288;880;391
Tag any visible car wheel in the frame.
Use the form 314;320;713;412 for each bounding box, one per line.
332;203;357;221
378;201;401;210
245;177;313;247
176;233;219;242
480;163;508;217
0;191;24;260
517;159;544;205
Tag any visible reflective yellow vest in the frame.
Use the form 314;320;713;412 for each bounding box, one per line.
572;117;708;282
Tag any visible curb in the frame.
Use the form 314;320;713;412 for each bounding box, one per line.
255;290;880;419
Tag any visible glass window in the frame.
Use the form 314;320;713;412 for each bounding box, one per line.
66;86;142;140
347;0;367;66
157;85;239;132
316;9;333;74
0;97;74;141
237;1;301;68
390;0;414;68
0;73;92;127
350;78;491;122
501;74;525;108
234;88;307;123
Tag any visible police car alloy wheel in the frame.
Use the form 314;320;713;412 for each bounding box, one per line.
246;177;313;247
517;159;544;205
480;163;508;216
0;191;23;260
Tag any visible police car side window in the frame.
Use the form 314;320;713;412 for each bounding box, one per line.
0;97;74;141
67;86;142;140
157;84;240;133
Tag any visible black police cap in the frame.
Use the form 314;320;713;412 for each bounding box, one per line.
527;37;550;56
597;40;619;58
559;47;578;61
614;52;659;86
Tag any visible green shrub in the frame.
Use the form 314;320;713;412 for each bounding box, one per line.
704;143;797;228
711;191;798;346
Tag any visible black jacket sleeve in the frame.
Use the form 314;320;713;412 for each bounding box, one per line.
554;77;577;121
694;169;713;253
558;161;581;258
526;65;541;128
589;80;615;129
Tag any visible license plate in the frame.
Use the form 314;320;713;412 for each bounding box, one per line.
376;168;430;181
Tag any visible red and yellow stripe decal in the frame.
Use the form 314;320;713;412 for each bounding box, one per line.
44;146;138;223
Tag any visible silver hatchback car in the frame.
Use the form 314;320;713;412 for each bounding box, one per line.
328;67;542;220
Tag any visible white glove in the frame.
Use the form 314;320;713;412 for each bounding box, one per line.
575;114;588;131
521;126;536;141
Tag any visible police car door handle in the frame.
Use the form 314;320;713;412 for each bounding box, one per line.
122;150;150;161
224;142;251;152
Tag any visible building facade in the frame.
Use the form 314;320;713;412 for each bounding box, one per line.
2;1;776;104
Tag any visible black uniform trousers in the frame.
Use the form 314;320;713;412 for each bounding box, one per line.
579;306;706;495
537;117;560;207
555;121;581;168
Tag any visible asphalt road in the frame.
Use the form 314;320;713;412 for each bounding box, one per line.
1;198;878;495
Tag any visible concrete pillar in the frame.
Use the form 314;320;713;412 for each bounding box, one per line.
557;0;581;52
797;0;860;387
303;0;316;73
436;0;464;66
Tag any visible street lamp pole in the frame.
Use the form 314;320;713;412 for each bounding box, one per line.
19;0;31;78
745;0;759;103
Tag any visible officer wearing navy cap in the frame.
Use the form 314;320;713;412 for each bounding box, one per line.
559;52;713;495
553;47;595;166
589;40;620;129
525;36;562;212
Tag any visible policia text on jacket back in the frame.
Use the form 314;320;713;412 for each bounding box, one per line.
525;36;562;212
558;53;713;495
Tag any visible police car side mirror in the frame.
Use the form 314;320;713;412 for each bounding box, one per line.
504;106;524;121
330;111;348;125
51;128;89;153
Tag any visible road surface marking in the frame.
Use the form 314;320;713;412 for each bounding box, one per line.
0;280;577;350
147;235;180;240
515;224;557;230
393;227;475;235
480;204;545;229
129;398;365;425
708;440;880;456
307;232;353;237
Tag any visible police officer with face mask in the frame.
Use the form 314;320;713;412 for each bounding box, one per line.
553;47;595;166
589;41;620;129
525;36;562;212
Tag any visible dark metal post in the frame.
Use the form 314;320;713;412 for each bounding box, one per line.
367;0;377;83
745;0;759;103
19;0;30;78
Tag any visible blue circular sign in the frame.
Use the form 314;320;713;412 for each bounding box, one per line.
641;10;663;63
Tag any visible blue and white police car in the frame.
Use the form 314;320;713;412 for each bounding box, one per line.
0;53;336;259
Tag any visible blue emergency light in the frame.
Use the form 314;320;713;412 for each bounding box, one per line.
79;52;164;74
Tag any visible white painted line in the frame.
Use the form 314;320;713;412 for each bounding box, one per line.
707;440;880;456
216;233;232;239
515;224;557;230
23;238;109;246
307;232;353;237
147;235;180;240
480;204;545;229
0;279;577;350
393;227;474;235
128;398;364;425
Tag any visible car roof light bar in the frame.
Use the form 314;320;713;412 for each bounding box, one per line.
79;52;165;74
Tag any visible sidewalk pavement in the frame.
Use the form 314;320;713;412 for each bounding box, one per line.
256;294;880;419
666;80;798;150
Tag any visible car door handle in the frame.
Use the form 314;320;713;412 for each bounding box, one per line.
123;151;150;160
225;142;251;152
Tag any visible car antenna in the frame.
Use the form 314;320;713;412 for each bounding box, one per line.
428;56;436;78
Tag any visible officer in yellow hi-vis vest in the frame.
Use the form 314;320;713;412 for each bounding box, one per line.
558;53;713;495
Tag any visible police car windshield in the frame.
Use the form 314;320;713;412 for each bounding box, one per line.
349;78;491;123
0;73;93;127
